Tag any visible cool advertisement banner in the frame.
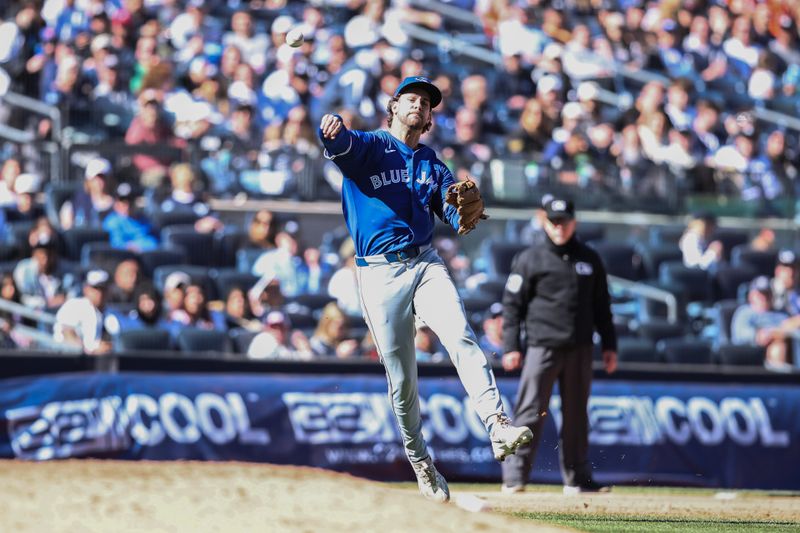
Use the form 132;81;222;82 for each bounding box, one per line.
0;372;798;490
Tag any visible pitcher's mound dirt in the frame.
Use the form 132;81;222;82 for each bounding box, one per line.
0;460;570;533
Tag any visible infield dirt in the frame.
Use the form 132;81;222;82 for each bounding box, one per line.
2;460;797;532
0;460;568;533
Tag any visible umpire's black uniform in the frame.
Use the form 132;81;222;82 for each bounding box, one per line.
501;202;616;489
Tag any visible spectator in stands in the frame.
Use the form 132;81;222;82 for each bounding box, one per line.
125;90;177;179
53;269;112;355
246;310;312;360
679;212;724;271
222;286;261;332
59;157;115;229
248;272;285;319
109;282;163;331
0;272;25;348
222;10;268;74
327;240;361;318
8;173;45;222
247;209;278;249
0;157;22;206
251;230;302;297
750;227;776;252
510;98;553;156
297;246;333;295
478;302;504;360
106;259;141;305
162;270;190;323
414;324;445;362
731;276;793;371
159;163;223;234
13;232;70;310
432;236;471;289
771;250;800;316
309;302;359;359
166;282;225;335
102;183;158;252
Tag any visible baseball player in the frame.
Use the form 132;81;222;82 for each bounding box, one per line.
318;76;532;503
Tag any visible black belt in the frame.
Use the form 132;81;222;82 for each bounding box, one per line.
355;245;430;266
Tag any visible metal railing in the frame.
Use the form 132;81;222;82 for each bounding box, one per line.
607;274;679;323
0;298;82;353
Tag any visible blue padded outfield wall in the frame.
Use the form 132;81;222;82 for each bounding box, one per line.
0;372;798;490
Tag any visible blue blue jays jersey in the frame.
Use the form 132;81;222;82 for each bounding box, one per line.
319;128;461;257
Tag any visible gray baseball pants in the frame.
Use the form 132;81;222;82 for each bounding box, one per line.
356;247;504;463
502;344;594;487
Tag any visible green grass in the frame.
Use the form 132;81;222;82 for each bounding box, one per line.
391;483;800;532
508;512;800;533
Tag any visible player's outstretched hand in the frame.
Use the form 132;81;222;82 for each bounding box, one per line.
320;114;344;140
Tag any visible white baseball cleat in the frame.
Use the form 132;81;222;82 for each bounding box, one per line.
411;457;450;503
501;484;526;494
490;415;533;462
563;482;611;495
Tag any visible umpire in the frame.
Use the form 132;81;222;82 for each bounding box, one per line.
500;195;617;495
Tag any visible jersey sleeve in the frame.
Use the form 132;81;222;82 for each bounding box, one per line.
502;250;534;354
318;125;378;179
432;158;460;231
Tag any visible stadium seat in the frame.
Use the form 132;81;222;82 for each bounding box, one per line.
716;344;766;367
150;210;200;232
587;241;642;280
616;337;658;363
710;229;750;262
80;242;139;270
657;338;713;365
484;240;527;277
284;305;318;330
7;220;35;254
229;328;260;354
730;246;777;278
237;248;265;274
712;264;757;301
288;293;337;312
138;248;188;278
115;328;173;353
712;299;740;345
61;228;110;261
636;318;686;343
176;328;231;355
649;226;684;246
658;262;711;303
161;225;216;267
215;228;249;268
461;294;496;327
635;242;683;281
474;277;507;302
576;222;605;243
44;181;80;227
212;269;260;299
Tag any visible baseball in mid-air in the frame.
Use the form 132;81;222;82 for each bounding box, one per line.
285;27;304;48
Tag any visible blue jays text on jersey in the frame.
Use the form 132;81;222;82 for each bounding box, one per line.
318;126;461;257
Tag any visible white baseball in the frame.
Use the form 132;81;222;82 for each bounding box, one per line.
285;27;304;48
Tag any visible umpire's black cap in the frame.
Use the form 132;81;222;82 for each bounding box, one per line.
543;196;575;221
394;76;442;109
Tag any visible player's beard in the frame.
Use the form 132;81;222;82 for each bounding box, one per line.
400;110;426;132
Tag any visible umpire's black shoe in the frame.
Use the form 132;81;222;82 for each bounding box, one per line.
563;481;611;495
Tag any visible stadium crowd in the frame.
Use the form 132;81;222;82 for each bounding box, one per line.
0;0;799;368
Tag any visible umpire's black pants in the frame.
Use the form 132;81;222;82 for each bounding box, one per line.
501;344;594;487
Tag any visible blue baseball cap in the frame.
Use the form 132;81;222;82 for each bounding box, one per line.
394;76;442;108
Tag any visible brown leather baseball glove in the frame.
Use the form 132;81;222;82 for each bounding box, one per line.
445;178;489;235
